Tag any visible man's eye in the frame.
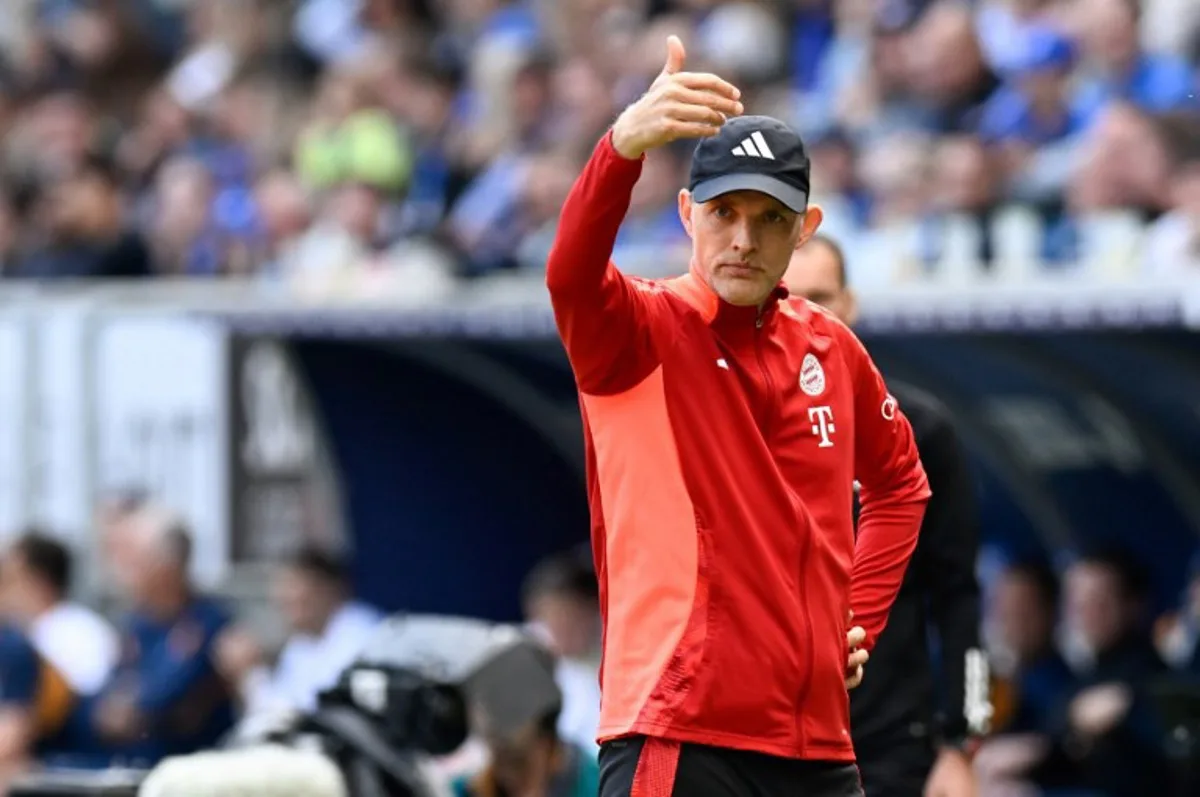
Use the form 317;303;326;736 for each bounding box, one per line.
713;206;732;219
764;211;785;223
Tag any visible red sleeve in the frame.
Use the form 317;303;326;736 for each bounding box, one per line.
845;327;931;650
546;131;664;396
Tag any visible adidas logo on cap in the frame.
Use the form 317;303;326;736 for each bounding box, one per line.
731;131;775;160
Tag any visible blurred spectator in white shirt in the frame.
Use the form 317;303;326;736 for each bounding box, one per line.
217;545;382;722
521;550;601;756
1143;112;1200;278
0;531;119;696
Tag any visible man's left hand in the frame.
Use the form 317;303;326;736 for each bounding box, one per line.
845;623;868;689
924;748;978;797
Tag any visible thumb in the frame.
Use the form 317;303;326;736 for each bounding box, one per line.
663;35;686;75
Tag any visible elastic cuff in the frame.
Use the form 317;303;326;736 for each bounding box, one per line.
604;129;646;164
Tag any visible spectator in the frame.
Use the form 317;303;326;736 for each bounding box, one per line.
1048;547;1171;797
980;26;1085;148
0;0;1190;284
1072;0;1197;120
905;2;1000;134
0;626;78;788
918;134;1000;269
10;153;153;279
451;633;598;797
976;0;1065;75
988;559;1076;736
1069;103;1173;217
521;551;601;756
251;167;314;269
60;505;235;766
217;545;382;720
1143;111;1200;277
975;559;1077;793
803;126;870;242
387;54;470;238
0;531;118;697
1157;552;1200;669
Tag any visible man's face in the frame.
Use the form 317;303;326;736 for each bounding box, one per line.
994;573;1053;663
526;593;597;660
105;521;167;606
680;189;821;306
784;240;856;324
0;552;36;621
1085;0;1139;72
1064;562;1127;655
271;567;330;635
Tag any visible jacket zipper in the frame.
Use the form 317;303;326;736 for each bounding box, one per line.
754;312;777;434
756;308;816;752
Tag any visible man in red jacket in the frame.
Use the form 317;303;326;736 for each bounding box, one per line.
546;35;931;797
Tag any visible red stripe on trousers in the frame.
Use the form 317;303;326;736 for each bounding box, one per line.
631;738;681;797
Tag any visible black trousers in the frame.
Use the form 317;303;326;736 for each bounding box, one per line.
853;736;935;797
598;736;865;797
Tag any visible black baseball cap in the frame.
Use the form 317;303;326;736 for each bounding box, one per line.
688;115;812;213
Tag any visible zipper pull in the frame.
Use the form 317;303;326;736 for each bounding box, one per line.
755;313;765;330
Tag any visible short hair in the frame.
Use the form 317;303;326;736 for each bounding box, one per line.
1073;545;1150;601
521;551;599;609
11;531;72;596
1156;111;1200;167
805;234;848;288
285;545;349;588
100;487;151;517
162;521;193;569
1005;557;1060;608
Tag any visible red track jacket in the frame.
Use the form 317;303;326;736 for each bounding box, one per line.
547;132;931;762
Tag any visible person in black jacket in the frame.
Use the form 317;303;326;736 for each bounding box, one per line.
786;235;990;797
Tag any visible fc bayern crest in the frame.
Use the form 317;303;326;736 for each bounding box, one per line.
800;353;826;397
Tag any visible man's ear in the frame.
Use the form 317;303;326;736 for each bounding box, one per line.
795;204;824;249
843;287;860;327
678;189;694;237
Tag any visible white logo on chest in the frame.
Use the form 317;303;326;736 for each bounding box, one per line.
799;353;826;397
808;406;836;448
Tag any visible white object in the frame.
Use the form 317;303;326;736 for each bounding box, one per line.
731;131;775;159
139;745;348;797
30;602;119;696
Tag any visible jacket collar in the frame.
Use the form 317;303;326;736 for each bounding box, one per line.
665;266;792;330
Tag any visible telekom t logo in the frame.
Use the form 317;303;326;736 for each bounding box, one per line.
808;406;835;448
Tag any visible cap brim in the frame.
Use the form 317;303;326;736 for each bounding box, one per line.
691;174;809;213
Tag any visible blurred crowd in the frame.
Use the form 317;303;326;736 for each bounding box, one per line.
0;0;1195;296
0;495;604;796
5;494;1200;796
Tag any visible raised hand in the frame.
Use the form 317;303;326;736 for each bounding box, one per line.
611;35;744;160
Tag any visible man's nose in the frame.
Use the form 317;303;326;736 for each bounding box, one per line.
730;220;755;253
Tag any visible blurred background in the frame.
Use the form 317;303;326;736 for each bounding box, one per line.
0;0;1199;795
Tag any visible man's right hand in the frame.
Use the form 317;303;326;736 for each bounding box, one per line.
610;35;744;160
845;622;869;689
